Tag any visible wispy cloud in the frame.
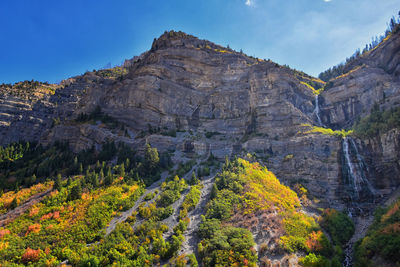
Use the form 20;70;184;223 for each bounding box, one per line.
245;0;252;6
324;0;332;2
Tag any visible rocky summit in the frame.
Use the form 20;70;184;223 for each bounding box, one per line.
0;29;400;266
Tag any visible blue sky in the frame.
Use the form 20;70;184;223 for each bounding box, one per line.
0;0;398;84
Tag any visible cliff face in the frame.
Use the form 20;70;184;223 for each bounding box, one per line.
1;30;400;210
317;30;400;200
320;31;400;129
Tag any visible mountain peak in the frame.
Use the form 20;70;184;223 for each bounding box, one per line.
150;30;229;52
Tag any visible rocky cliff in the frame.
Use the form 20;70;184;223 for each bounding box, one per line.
1;29;400;220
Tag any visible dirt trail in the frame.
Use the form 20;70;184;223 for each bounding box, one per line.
0;188;52;227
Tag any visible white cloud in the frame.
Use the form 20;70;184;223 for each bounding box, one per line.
324;0;332;2
245;0;252;6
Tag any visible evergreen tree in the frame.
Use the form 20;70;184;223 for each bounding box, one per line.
14;182;19;192
54;174;62;191
144;143;160;174
95;160;101;171
210;184;218;199
104;167;113;186
190;172;199;185
85;169;91;185
99;168;104;181
69;183;82;201
92;173;99;188
73;156;78;173
120;163;125;177
79;163;83;174
30;174;37;185
10;197;18;209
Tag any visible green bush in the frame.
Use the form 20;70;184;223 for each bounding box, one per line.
301;253;330;267
353;104;400;138
321;209;354;246
354;198;400;266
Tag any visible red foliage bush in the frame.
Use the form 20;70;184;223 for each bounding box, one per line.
40;211;60;221
0;229;10;239
305;231;323;252
26;224;41;235
21;248;41;263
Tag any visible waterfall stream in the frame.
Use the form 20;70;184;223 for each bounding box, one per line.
314;95;323;126
342;137;375;200
312;94;375;267
342;137;376;267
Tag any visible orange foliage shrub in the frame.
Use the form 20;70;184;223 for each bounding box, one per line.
305;231;324;252
381;223;400;234
0;182;51;212
40;211;60;221
381;203;399;222
0;229;10;239
29;206;40;217
21;248;41;263
26;224;41;235
0;241;8;251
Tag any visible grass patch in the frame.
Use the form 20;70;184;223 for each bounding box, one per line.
301;124;353;138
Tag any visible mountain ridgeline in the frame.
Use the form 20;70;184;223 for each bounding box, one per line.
0;27;399;267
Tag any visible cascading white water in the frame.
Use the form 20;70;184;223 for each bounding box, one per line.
342;137;375;199
342;137;375;267
314;95;323;126
349;138;376;195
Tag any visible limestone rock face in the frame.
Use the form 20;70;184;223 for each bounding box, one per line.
357;129;400;192
1;30;400;210
320;31;400;129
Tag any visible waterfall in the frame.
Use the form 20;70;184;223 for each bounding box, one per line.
342;137;375;200
314;95;323;126
342;137;375;267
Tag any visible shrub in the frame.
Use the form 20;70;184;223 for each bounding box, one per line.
353;105;400;138
300;253;329;267
21;248;41;263
321;208;354;245
354;198;400;265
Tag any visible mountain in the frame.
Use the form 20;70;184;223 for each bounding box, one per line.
0;29;399;266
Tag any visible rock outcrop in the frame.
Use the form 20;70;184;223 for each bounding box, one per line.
1;30;400;213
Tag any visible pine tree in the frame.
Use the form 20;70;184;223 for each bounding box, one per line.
92;173;99;188
210;184;218;199
144;143;159;174
69;183;82;201
96;160;101;171
120;163;125;177
10;197;18;209
73;157;78;173
79;163;83;174
99;168;104;181
190;172;199;185
30;174;37;185
54;174;62;191
104;167;113;186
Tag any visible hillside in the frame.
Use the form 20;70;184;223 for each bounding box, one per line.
0;27;399;266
